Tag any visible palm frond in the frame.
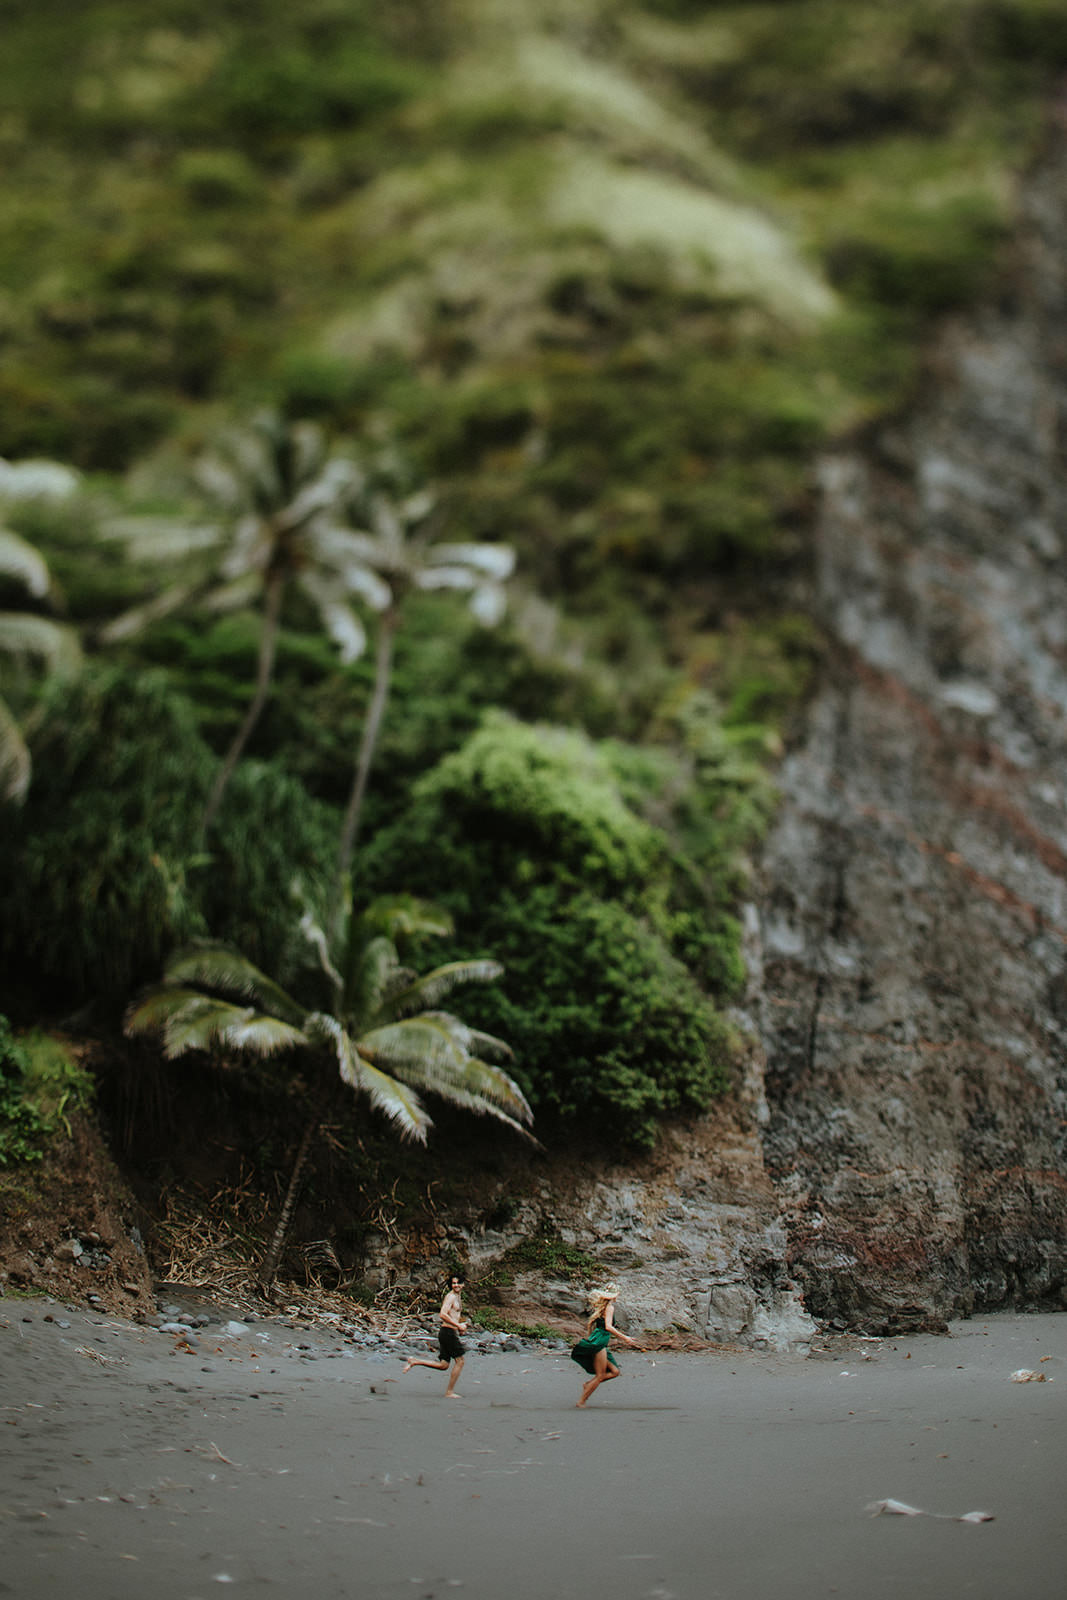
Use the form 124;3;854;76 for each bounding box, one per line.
348;934;403;1021
219;513;270;580
306;1013;430;1142
191;455;247;513
414;565;477;592
425;542;515;581
420;1074;540;1142
469;583;508;626
400;488;434;525
0;694;30;803
0;613;82;673
96;515;223;563
125;985;204;1037
361;895;454;943
350;1052;432;1142
310;525;394;572
379;964;418;1010
221;419;283;510
385;959;504;1018
339;562;393;612
357;1016;470;1077
369;492;404;549
98;583;196;643
221;1012;307;1055
163;944;306;1025
0;459;79;501
288;419;329;488
394;1043;534;1127
406;1010;515;1062
298;909;344;992
200;573;262;613
126;989;305;1059
276;468;350;534
297;571;367;663
356;1015;534;1138
0;527;51;598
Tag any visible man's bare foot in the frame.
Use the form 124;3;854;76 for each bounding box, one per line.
402;1360;414;1373
444;1391;462;1399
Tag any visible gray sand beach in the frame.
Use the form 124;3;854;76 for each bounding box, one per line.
2;1306;1064;1600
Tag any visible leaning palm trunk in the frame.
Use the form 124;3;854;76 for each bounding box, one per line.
201;568;284;837
125;908;533;1299
331;608;397;936
257;1083;333;1295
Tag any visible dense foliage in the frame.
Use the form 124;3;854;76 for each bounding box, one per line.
359;714;759;1144
0;667;338;1009
1;0;1064;1181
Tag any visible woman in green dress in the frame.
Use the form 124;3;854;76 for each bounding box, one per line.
571;1284;640;1407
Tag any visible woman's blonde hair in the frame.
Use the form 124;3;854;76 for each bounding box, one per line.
585;1283;620;1332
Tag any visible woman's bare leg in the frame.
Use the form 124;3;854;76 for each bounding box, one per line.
577;1349;617;1407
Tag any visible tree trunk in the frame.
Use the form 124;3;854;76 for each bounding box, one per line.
201;568;285;838
257;1087;331;1296
330;608;397;937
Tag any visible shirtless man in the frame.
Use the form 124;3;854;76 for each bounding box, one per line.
402;1271;468;1397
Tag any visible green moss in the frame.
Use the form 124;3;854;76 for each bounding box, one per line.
0;1020;92;1165
504;1233;602;1281
470;1309;558;1341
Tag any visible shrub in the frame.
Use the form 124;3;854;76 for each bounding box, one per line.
203;760;339;985
0;1020;92;1165
0;667;212;1006
0;1020;44;1164
360;713;741;1146
0;664;342;1009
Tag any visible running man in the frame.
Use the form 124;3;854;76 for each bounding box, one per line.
403;1271;468;1397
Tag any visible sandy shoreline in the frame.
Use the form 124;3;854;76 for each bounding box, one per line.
2;1303;1064;1600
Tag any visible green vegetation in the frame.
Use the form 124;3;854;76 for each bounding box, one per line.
477;1231;604;1287
0;524;82;801
0;1020;93;1164
0;0;1062;1265
125;895;533;1286
360;713;752;1144
470;1308;559;1341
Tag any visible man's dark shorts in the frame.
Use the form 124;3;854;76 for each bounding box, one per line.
438;1326;465;1361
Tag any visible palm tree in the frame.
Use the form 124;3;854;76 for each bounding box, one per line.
125;894;534;1292
0;527;82;803
322;456;515;932
100;411;390;835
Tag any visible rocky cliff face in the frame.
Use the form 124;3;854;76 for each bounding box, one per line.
16;109;1065;1356
757;111;1067;1333
473;114;1067;1349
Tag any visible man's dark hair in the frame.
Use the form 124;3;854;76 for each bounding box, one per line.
446;1269;466;1287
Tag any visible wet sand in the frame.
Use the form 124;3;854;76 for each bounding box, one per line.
2;1306;1064;1600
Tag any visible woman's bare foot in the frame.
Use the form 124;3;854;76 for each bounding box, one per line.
402;1360;414;1373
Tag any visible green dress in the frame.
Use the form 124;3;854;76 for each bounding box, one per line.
570;1317;620;1375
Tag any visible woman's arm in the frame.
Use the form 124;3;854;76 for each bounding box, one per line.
603;1302;639;1346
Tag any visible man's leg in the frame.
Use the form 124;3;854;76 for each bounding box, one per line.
444;1355;465;1397
403;1356;448;1372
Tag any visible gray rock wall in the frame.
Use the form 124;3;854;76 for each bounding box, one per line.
757;119;1067;1330
359;123;1067;1349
